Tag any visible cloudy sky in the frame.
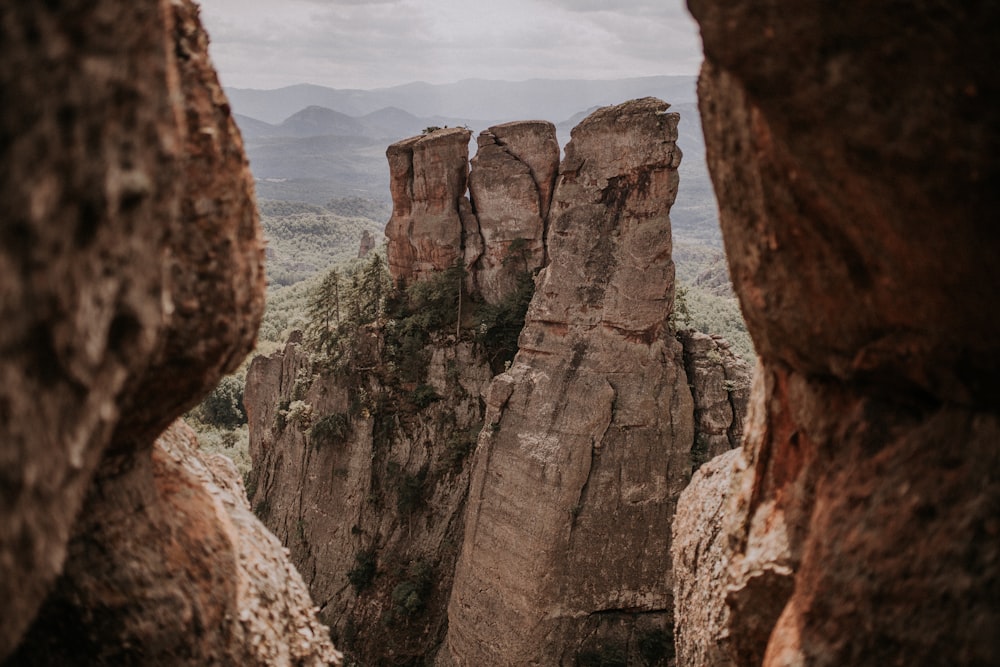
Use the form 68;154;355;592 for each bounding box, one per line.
196;0;703;90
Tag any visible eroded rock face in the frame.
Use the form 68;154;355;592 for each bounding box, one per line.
671;447;741;667
10;421;340;666
678;1;1000;664
385;128;472;284
247;97;752;666
245;334;493;665
679;330;751;467
0;0;329;662
445;98;690;665
466;121;558;304
0;1;183;655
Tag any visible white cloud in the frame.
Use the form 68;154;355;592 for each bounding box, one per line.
196;0;702;89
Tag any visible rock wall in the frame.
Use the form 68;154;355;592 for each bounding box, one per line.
671;447;742;667
245;332;493;664
672;1;1000;665
0;0;334;663
466;121;559;304
444;98;693;665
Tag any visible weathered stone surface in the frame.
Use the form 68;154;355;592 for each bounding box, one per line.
445;98;689;666
245;334;492;665
385;128;472;284
671;448;741;667
466;121;558;304
679;1;1000;664
679;330;751;467
0;1;184;656
0;0;328;662
10;421;340;666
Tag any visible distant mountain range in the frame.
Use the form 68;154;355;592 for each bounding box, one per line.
226;76;720;246
227;76;697;125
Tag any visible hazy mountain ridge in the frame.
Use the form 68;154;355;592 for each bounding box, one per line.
227;76;720;247
227;75;697;125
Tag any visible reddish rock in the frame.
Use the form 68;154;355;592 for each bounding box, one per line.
385;128;472;284
10;421;340;666
466;121;557;304
0;0;330;662
0;2;185;655
677;1;1000;665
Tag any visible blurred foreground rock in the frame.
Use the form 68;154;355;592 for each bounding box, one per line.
0;0;335;663
673;1;1000;664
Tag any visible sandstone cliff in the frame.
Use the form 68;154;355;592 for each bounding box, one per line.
466;121;559;304
385;128;472;283
671;1;1000;665
446;97;691;666
0;1;335;662
246;100;752;665
245;330;492;664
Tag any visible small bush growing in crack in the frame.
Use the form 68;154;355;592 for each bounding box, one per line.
347;548;377;593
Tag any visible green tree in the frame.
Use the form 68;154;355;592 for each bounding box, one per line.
307;267;342;351
200;375;246;429
356;253;391;322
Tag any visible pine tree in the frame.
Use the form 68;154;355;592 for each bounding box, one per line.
307;267;342;351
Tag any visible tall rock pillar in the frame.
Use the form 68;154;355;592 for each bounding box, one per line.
385;127;472;284
446;98;690;666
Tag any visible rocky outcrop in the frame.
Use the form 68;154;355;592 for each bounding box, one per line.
385;128;472;283
674;1;1000;665
679;331;751;468
445;98;690;665
10;421;340;666
248;98;752;665
245;332;493;664
671;447;741;667
0;0;333;662
465;121;558;304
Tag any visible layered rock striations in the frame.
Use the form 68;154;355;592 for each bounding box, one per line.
672;2;1000;665
0;1;335;663
445;98;694;665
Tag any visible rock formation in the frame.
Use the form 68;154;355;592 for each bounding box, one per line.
0;0;335;662
385;128;472;283
245;331;493;664
445;97;690;665
671;447;742;667
10;422;341;666
247;98;751;665
679;331;751;467
465;121;559;304
671;1;1000;665
358;229;375;258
